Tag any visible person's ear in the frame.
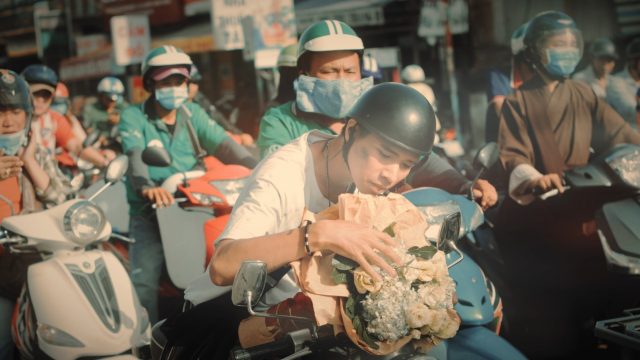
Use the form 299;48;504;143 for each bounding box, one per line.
344;118;357;143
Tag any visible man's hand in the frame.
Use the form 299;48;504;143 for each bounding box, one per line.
308;220;402;282
527;173;564;194
471;179;498;210
142;187;175;208
0;150;23;180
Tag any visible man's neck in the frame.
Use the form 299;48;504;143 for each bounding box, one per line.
538;70;560;93
153;101;177;125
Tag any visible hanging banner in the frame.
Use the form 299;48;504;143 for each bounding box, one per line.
210;0;251;50
418;0;468;38
110;14;151;66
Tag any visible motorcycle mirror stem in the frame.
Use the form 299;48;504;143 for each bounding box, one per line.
88;155;129;202
468;142;500;200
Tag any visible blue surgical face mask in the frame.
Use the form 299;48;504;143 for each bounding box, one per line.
155;86;189;110
0;130;26;156
295;75;374;119
51;102;68;116
544;47;580;78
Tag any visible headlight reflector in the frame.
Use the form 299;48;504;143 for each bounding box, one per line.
63;201;106;245
607;148;640;189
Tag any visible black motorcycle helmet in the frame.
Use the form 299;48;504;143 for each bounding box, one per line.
626;38;640;60
347;83;436;156
0;69;33;129
21;64;58;93
590;38;618;60
523;11;583;74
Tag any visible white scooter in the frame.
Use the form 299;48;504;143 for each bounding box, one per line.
1;155;150;359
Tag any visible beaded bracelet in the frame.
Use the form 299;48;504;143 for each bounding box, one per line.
302;220;313;256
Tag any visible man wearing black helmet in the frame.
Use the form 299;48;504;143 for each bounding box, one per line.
499;11;640;205
609;37;640;127
0;69;72;359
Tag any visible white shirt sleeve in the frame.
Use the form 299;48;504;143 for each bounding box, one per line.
508;163;543;205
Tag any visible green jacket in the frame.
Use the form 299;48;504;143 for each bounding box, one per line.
256;101;335;159
119;101;229;216
82;101;128;135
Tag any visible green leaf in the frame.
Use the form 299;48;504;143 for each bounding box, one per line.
383;222;396;237
345;296;356;319
331;267;348;285
361;328;380;349
333;254;359;271
408;245;437;260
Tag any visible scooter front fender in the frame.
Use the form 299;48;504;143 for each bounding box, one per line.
25;251;149;359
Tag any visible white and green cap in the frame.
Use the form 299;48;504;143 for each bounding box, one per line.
277;44;298;67
141;45;193;78
298;20;364;60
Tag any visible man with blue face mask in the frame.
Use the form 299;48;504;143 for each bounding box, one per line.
119;45;257;324
498;11;640;205
258;20;498;209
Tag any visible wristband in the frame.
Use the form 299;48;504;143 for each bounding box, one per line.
302;220;313;256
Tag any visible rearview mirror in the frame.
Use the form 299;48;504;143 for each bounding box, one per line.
142;146;172;168
104;155;128;183
473;142;499;172
231;260;268;308
438;211;461;250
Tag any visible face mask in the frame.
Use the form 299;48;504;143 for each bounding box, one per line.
51;102;68;115
0;130;26;156
155;86;189;110
295;75;373;119
544;47;580;78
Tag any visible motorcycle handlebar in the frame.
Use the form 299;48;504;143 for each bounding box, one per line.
230;335;296;360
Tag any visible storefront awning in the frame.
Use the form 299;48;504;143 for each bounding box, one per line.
59;47;125;82
151;21;214;54
294;0;391;31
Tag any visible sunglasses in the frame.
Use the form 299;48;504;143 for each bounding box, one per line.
32;90;53;100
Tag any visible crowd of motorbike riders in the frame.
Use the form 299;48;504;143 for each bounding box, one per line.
0;8;639;359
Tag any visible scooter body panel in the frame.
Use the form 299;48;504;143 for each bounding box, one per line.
443;326;526;360
15;250;149;359
2;199;111;251
446;252;494;326
156;204;213;288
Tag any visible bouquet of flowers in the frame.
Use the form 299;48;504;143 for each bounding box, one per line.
332;221;460;353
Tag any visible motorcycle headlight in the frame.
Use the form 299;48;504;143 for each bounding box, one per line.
191;192;223;206
607;148;640;189
209;178;248;206
63;201;106;246
37;323;84;347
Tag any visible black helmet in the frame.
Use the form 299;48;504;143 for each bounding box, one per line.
626;38;640;60
21;64;58;93
347;83;436;155
590;38;618;60
524;11;583;62
0;69;32;114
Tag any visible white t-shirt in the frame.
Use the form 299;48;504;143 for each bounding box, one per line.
185;130;333;306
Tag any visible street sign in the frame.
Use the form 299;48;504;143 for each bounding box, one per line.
110;15;151;66
210;0;251;50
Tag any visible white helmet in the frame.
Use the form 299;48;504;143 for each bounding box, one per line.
97;76;125;98
401;65;426;83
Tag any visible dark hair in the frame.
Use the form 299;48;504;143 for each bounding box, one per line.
275;66;298;104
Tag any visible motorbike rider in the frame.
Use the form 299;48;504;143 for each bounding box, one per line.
401;64;438;113
499;11;640;205
0;69;72;359
160;83;436;359
82;76;127;140
495;11;640;357
119;45;257;324
257;19;497;209
52;82;87;144
21;65;110;169
264;43;298;110
608;37;640;127
187;64;254;146
572;38;620;100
